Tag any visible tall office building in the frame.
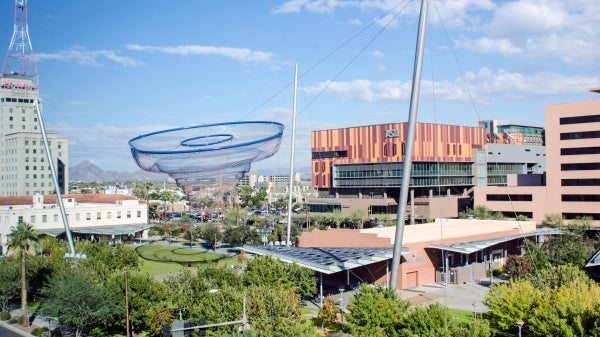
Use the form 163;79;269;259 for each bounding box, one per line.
0;0;68;196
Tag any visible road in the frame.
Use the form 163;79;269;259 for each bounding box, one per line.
0;324;31;337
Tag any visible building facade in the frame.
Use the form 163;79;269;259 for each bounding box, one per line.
0;76;69;196
0;193;149;254
475;90;600;227
308;122;545;221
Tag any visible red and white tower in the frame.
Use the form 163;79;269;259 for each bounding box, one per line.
1;0;38;84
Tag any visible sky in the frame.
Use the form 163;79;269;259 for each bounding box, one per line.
2;0;599;175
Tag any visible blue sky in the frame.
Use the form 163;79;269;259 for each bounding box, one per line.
2;0;599;174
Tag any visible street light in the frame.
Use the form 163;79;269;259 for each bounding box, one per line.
209;288;249;332
516;321;524;337
338;288;345;324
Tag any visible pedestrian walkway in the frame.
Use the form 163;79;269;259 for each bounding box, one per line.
398;281;490;312
304;281;491;317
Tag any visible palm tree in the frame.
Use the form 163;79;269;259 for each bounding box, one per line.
133;180;155;224
7;222;39;327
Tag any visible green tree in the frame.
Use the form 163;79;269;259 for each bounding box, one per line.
244;255;316;298
542;213;565;228
246;284;318;337
77;241;140;280
223;225;260;246
106;269;169;335
200;223;221;250
144;302;174;337
403;302;490;337
483;279;542;330
546;230;594;267
0;256;20;312
40;268;123;337
133;180;155;224
7;222;39;326
345;284;410;337
237;185;254;208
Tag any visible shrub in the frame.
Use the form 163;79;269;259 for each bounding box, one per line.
0;311;10;320
31;326;48;336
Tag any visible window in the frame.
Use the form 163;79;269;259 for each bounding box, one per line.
562;194;600;202
30;215;35;223
117;211;122;219
561;147;600;155
76;213;81;221
561;163;600;171
486;194;533;201
137;210;142;218
392;144;397;156
383;144;388;156
97;212;102;220
42;215;47;223
53;214;59;222
18;216;23;224
86;213;91;221
560;114;600;125
127;211;131;219
560;130;600;140
107;212;112;219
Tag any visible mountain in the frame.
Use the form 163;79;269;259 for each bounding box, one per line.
69;160;313;183
69;160;168;183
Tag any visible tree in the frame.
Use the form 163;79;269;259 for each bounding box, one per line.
345;284;410;337
245;284;318;337
542;213;564;228
133;180;155;224
237;185;254;208
144;302;174;337
78;241;140;280
7;222;39;326
0;256;20;312
40;268;123;337
403;302;490;337
483;279;542;331
244;255;317;298
106;270;169;335
546;230;594;267
504;255;534;280
485;264;600;336
200;223;221;250
317;295;338;329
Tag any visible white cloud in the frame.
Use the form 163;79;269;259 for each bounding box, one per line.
456;0;600;65
36;46;141;67
455;37;523;56
301;69;600;104
126;44;274;64
371;50;384;58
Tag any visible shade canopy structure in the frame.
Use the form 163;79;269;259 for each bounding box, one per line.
129;121;284;193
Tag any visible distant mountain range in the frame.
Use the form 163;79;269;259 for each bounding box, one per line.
68;160;311;183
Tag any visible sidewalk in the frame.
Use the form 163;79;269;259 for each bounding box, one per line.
304;281;491;316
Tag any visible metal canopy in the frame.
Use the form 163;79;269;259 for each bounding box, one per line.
36;223;151;237
242;245;403;274
427;227;563;254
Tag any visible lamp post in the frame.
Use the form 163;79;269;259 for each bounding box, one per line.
338;288;345;324
516;321;524;337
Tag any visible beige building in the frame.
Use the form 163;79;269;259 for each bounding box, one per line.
475;89;600;227
0;76;69;197
0;193;149;254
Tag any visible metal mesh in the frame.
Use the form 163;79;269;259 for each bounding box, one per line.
129;121;284;193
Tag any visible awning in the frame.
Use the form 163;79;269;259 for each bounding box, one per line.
427;227;562;254
36;223;151;237
242;245;405;274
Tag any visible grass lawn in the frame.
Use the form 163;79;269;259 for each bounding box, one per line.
136;243;242;276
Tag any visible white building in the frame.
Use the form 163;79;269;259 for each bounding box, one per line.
0;193;149;254
0;76;69;196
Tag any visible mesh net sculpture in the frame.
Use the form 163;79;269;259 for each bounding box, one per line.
129;121;284;195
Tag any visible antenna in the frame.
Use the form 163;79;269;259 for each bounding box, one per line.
2;0;38;83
